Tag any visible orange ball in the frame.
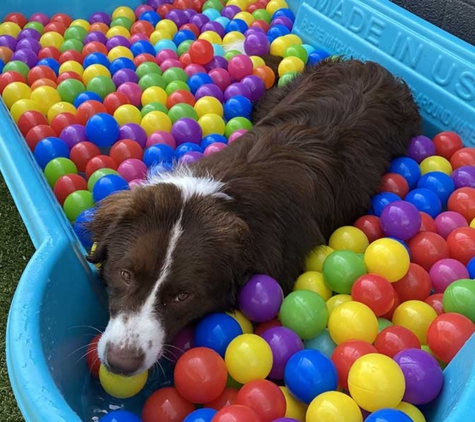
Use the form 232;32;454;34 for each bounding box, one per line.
253;65;276;89
0;46;13;62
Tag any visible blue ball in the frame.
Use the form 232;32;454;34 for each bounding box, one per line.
267;24;291;41
140;10;161;26
215;17;230;30
0;59;4;73
202;8;221;21
154;39;177;53
389;157;421;189
83;52;110;69
131;40;156;57
273;8;296;21
213;43;225;57
303;329;337;359
201;134;227;150
173;29;197;46
284;349;338;404
188;72;214;95
226;18;249;33
301;44;316;55
183;408;217;422
85;113;120;147
99;410;141;422
73;208;96;248
175;142;203;159
224;95;253;121
148;161;174;178
365;408;413;422
37;58;60;75
405;187;442;218
143;144;175;168
109;57;136;75
417;171;455;206
73;91;103;108
194;313;243;357
34;137;70;169
371;192;402;217
92;174;129;203
467;256;475;279
308;49;331;65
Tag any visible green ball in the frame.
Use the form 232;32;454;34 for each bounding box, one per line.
139;73;167;91
278;71;298;87
224;50;242;61
252;9;271;23
225;117;253;138
279;290;329;339
377;318;393;332
44;158;78;187
111;17;133;30
304;328;337;358
64;25;88;42
87;168;119;191
166;80;190;95
57;79;86;104
203;0;224;12
284;45;309;63
3;61;30;78
141;102;169;117
63;190;94;222
24;21;44;34
163;67;188;85
322;250;367;294
136;62;162;78
168;103;198;122
177;40;193;56
87;76;116;100
60;38;84;53
443;278;475;323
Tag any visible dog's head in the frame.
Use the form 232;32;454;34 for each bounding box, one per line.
86;172;249;375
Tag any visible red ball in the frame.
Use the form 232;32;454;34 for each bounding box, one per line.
379;172;410;198
205;388;239;410
134;53;157;67
0;71;26;94
236;380;286;422
450;147;475;169
57;71;83;84
53;174;88;205
393;263;432;302
212;404;262;422
38;46;61;61
110;139;144;164
51;12;73;27
142;387;195;422
448;187;475;223
424;293;445;315
131;20;155;37
427;312;475;364
174;347;228;403
374;325;421;358
44;21;67;35
27;65;57;85
254;318;282;336
331;340;378;390
25;125;57;151
179;52;193;67
85;334;101;377
189;39;214;65
104;92;131;114
433;131;463;159
157;4;175;18
381;288;401;320
353;215;384;243
17;111;48;136
174;0;196;10
85;155;118;178
166;90;196;108
59;50;84;64
446;227;475;265
76;100;108;126
51;112;78;135
407;232;449;271
420;212;437;232
251;20;270;32
180;23;200;38
82;41;109;56
70;142;101;172
4;12;28;28
351;274;395;316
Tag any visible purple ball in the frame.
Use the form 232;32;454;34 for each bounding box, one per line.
59;124;87;148
179;151;204;164
195;84;224;102
189;13;210;30
89;11;111;25
112;68;139;86
434;211;468;239
224;82;252;101
30;13;49;25
166;9;188;28
429;258;469;293
16;37;41;54
171;118;203;146
204;56;228;71
271;16;294;31
242;75;266;102
148;0;173;7
380;200;421;241
221;5;241;19
261;326;304;380
244;31;270;56
0;35;17;50
273;419;300;422
17;28;41;41
406;135;436;163
84;31;108;45
11;48;37;68
183;9;198;20
393;348;444;405
201;21;225;38
238;274;284;322
119;123;147;148
106;36;131;50
451;165;475;189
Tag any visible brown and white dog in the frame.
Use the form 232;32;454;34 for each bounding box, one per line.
86;57;421;376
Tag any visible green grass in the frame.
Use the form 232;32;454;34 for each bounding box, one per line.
0;173;33;422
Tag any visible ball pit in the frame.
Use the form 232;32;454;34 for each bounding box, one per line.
2;1;475;422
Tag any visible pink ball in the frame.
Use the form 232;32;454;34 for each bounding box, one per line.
129;178;146;189
185;63;207;77
146;131;176;149
117;82;142;107
435;211;469;239
429;258;470;293
118;158;148;182
204;142;227;156
208;68;231;92
228;129;248;143
228;54;254;81
156;49;178;64
161;58;183;71
135;4;153;19
130;33;149;43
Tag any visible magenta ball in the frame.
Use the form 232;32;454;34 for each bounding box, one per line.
260;326;304;380
118;158;148;182
393;348;444;405
242;75;266;102
119;123;147;148
273;419;300;422
146;131;176;149
117;82;142;107
204;142;226;156
179;151;204;164
228;129;248;143
171;118;202;145
157;49;178;64
434;211;468;239
228;54;254;81
238;274;284;323
380;200;422;241
161;58;183;72
244;31;270;56
209;68;231;92
429;258;469;293
130;33;149;44
185;64;207;77
406;135;436;163
451;165;475;189
30;13;49;25
129;178;145;189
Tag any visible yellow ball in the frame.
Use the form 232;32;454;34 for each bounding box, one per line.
114;105;142;126
31;86;62;115
270;37;292;57
294;271;333;301
141;86;168;106
59;60;84;76
40;32;64;49
194;96;224;118
225;334;273;384
392;300;437;344
267;0;289;15
106;26;131;39
200;31;224;45
82;64;111;86
396;402;427;422
222;31;245;45
326;294;352;314
306;391;363;422
280;386;307;422
151;29;172;43
329;226;369;254
305;245;334;272
284;34;304;46
250;55;266;69
2;82;32;109
10;99;43;122
141;111;172;136
364;238;410;282
156;19;178;36
278;56;305;77
198;113;226;136
328;301;378;345
471;218;475;229
227;310;253;334
0;22;22;37
112;6;136;22
227;0;248;10
419;156;453;175
348;353;405;412
108;46;134;62
234;11;255;26
99;364;148;399
71;19;90;31
47;102;77;123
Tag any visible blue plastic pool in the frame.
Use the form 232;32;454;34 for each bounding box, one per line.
1;0;475;421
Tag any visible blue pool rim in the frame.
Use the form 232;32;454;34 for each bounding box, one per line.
1;0;475;421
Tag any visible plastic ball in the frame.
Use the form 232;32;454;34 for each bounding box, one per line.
392;300;437;344
420;155;453;176
433;131;463;159
405;187;442;218
225;334;273;384
370;192;401;217
446;227;475;265
279;290;329;340
44;157;78;187
304;328;337;359
365;409;412;422
351;274;395;317
434;211;468;239
85;155;118;179
407;231;449;270
380;200;421;241
328;226;369;253
452;165;475;189
34;136;70;169
284;349;338;405
448;187;475;222
424;292;445;315
429;258;469;293
142;387;195;422
406;135;436;163
53;173;88;206
98;364;147;399
322;250;366;294
353;215;384;243
450;147;475;169
379;172;410;199
99;410;141;422
395;402;427;422
293;271;332;301
183;408;217;422
205;387;239;410
92;174;129;203
328;301;378;345
389;157;421;189
374;326;421;358
141;111;172;136
392;263;431;302
364;238;410;282
212;404;262;422
326;294;352;314
417;171;455;206
443;278;475;323
306;391;363;422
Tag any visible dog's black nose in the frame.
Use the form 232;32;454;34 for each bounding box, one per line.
106;345;144;375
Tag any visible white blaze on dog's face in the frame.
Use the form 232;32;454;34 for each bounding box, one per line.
87;167;248;376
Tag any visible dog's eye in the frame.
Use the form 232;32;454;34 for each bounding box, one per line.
120;270;132;283
174;292;190;302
